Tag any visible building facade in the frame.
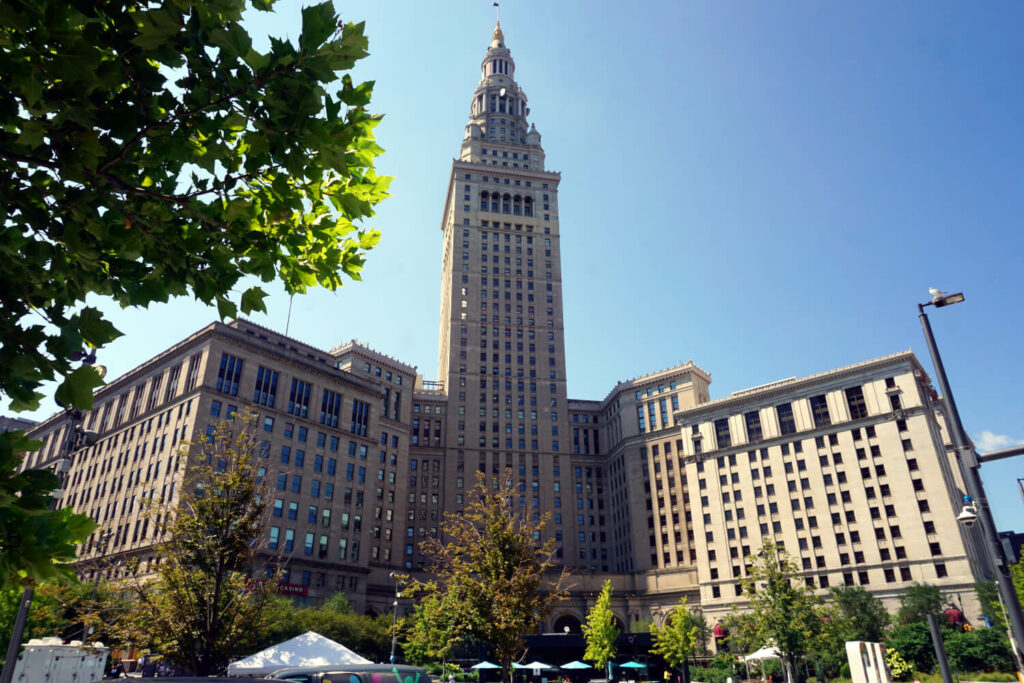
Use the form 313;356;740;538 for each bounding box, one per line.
20;21;986;634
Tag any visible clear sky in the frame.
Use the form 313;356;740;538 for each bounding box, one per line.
14;2;1024;530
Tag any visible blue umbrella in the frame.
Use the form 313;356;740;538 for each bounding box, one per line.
619;662;646;669
472;662;502;670
561;662;593;670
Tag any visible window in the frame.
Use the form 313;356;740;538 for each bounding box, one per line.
809;395;831;427
321;389;342;427
288;379;311;418
253;367;279;407
216;353;243;396
714;418;731;449
845;386;868;419
777;403;796;435
745;411;763;442
351;400;370;436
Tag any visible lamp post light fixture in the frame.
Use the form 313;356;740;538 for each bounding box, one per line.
917;290;1024;674
389;571;402;664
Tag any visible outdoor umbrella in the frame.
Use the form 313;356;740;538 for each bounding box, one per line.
560;662;592;670
522;661;555;672
619;662;646;669
472;662;502;670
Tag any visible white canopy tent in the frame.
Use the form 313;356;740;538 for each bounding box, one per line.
743;645;789;683
743;646;781;663
227;631;371;676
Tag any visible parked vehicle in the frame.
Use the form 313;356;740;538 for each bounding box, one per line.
267;663;429;683
101;678;280;682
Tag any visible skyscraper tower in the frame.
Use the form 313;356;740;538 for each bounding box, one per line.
436;22;576;560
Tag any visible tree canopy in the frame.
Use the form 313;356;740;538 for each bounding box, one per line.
405;472;569;681
0;0;388;587
829;585;890;643
116;411;280;675
582;580;618;675
0;0;389;412
895;582;946;626
738;541;826;683
651;598;701;683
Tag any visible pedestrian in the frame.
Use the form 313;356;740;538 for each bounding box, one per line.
449;672;456;683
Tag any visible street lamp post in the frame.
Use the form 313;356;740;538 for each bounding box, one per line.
390;572;401;664
79;529;113;643
918;291;1024;674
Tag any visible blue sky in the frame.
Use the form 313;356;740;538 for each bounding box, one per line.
15;2;1024;530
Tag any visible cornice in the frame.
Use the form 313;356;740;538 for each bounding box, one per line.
677;350;921;423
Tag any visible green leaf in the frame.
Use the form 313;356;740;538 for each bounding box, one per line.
299;2;338;53
216;296;238;320
239;286;268;314
78;307;123;347
54;365;105;410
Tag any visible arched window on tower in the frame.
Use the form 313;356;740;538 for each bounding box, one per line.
524;197;533;217
512;195;522;216
502;194;511;214
480;191;489;211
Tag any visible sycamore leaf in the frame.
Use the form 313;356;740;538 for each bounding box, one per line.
54;365;105;410
239;286;268;314
78;306;123;347
299;1;338;53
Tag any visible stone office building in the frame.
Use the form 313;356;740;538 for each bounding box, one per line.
21;21;986;631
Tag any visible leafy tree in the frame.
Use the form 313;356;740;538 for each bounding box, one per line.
406;472;570;683
896;582;945;626
690;612;711;657
651;598;700;683
720;611;760;655
250;594;391;663
739;540;826;683
885;622;935;673
1013;547;1024;611
830;585;890;642
583;580;619;676
976;580;1005;628
0;429;96;587
0;0;389;582
944;627;1015;673
116;411;280;675
402;589;466;666
814;588;889;678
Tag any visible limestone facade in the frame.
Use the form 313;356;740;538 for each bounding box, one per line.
19;22;986;633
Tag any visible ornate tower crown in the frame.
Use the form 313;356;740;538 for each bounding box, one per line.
461;20;542;160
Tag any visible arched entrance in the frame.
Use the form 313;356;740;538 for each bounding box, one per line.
553;614;583;634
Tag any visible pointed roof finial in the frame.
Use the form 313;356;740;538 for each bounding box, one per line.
490;3;505;47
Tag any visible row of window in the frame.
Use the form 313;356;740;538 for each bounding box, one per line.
216;354;371;434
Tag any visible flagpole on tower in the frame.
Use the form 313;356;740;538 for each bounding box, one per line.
493;2;500;24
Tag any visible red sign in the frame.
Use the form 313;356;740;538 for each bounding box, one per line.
276;582;309;596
